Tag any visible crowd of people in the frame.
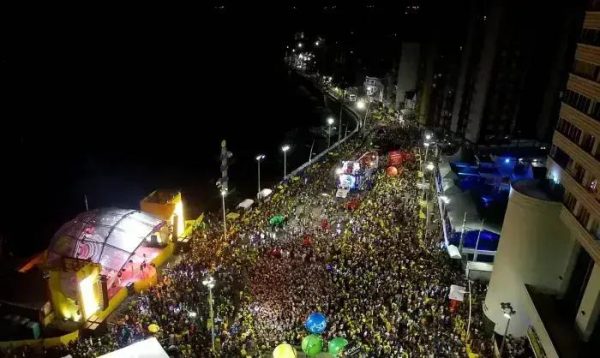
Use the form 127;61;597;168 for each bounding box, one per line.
2;115;531;357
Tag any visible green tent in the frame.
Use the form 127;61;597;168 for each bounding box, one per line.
269;215;286;226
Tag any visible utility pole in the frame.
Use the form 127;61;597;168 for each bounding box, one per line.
473;219;485;261
217;140;233;240
458;212;467;255
338;89;345;141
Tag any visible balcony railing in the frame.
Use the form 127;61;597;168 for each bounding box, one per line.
560;208;600;263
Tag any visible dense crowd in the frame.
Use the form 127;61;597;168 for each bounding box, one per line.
2;117;527;357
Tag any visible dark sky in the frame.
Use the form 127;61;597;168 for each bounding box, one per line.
1;1;450;256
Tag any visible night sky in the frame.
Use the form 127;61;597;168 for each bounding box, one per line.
1;1;448;256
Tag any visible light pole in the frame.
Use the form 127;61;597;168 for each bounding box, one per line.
499;302;516;357
202;276;216;353
256;154;265;197
327;117;335;147
424;162;435;237
364;100;371;129
281;145;290;179
466;279;473;341
338;89;345;141
423;142;430;168
356;99;370;129
220;189;227;240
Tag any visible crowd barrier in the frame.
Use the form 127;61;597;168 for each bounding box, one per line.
0;328;79;350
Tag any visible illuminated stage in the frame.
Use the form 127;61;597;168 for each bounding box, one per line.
0;191;185;349
107;246;161;298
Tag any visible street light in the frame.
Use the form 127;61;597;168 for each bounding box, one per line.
423;142;431;170
426;162;435;171
425;133;432;141
356;100;366;110
499;302;516;357
202;276;216;353
256;154;265;197
297;42;303;48
282;145;290;179
220;189;227;240
327;117;335;147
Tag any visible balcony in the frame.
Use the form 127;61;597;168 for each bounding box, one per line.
583;11;600;31
567;74;600;102
552;131;600;183
575;43;600;67
560;206;600;263
560;103;600;136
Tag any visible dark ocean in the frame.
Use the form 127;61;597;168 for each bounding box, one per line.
2;12;339;257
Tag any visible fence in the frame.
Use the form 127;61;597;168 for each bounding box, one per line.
285;91;361;180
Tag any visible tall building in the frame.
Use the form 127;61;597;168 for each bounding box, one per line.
447;0;580;144
395;42;420;110
547;3;600;344
484;3;600;356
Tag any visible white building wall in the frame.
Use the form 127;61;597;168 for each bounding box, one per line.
485;181;577;337
576;263;600;341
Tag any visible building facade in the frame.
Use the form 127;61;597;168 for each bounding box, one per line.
485;5;600;356
547;6;600;340
447;0;580;144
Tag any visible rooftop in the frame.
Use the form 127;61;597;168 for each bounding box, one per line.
142;189;180;204
511;179;564;202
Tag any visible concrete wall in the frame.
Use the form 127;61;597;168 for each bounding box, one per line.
485;181;577;336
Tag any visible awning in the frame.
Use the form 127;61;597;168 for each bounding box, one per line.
99;337;169;358
236;199;254;210
449;284;467;302
447;245;462;259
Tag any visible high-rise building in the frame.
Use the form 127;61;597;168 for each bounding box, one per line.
484;3;600;356
446;0;580;144
547;3;600;344
395;42;420;110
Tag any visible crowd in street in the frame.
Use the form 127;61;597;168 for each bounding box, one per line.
1;117;527;357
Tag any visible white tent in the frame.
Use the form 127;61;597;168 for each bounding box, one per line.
257;188;273;200
99;338;169;358
236;199;254;210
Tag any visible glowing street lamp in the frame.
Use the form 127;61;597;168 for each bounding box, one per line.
425;133;432;141
423;142;431;169
202;276;217;353
256;154;266;196
327;117;335;147
282;145;290;179
356;99;370;129
499;302;516;356
426;162;435;171
297;42;303;48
